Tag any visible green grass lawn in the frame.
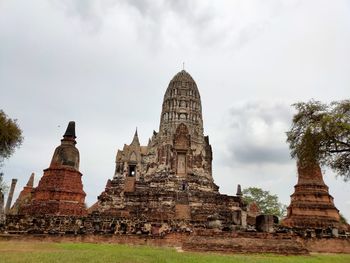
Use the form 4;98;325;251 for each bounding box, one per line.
0;241;349;263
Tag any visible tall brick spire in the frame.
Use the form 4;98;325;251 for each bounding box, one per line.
282;162;340;228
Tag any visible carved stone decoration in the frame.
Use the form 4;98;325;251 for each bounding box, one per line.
174;123;190;151
93;70;245;225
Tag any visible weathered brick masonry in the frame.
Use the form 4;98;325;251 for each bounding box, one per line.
21;122;86;216
282;163;340;228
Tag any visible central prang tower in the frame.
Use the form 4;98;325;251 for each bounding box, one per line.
110;70;215;191
93;70;244;223
153;70;213;183
159;70;204;145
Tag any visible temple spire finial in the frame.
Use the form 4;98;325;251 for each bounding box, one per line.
63;121;76;139
131;127;140;145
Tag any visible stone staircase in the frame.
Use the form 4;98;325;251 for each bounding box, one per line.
175;192;190;220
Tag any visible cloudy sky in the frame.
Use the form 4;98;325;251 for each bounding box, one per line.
1;0;349;220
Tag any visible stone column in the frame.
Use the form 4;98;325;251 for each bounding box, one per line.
0;190;4;222
5;179;17;214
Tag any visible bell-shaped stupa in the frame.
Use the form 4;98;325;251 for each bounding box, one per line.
23;122;86;216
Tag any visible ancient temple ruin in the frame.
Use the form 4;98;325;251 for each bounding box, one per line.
282;162;340;228
2;70;349;254
22;122;87;216
92;70;245;225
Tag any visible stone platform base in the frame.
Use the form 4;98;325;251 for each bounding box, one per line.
183;235;308;254
1;232;349;254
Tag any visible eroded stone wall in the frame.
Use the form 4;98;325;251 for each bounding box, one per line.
1;215;349;254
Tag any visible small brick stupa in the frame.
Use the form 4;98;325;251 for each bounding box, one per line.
9;173;35;215
24;122;87;216
282;162;340;228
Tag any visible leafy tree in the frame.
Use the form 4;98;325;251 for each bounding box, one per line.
242;187;287;219
286;100;350;181
340;213;348;225
0;172;8;194
0;110;23;193
0;110;23;166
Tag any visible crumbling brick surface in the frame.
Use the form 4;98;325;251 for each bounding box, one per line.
22;168;86;216
283;163;340;228
175;204;191;220
16;122;87;217
9;174;34;215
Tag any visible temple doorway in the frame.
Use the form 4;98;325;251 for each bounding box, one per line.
128;165;136;177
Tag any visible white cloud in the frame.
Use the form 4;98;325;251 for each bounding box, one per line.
220;101;293;165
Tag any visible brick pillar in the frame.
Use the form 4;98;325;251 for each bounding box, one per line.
5;179;17;214
0;190;4;221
